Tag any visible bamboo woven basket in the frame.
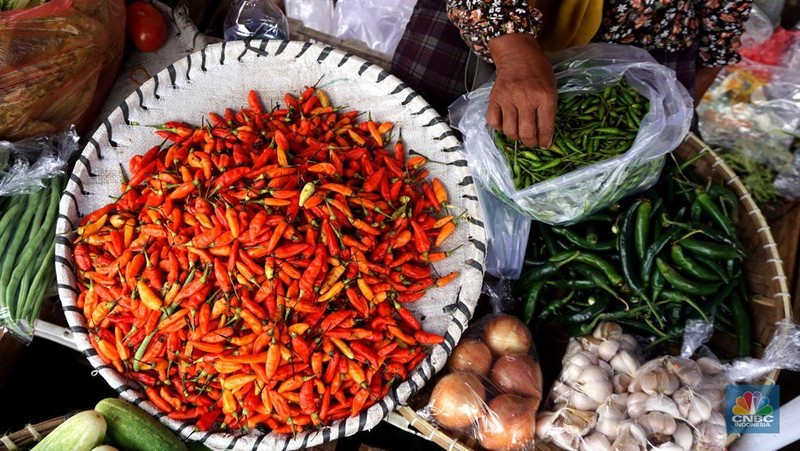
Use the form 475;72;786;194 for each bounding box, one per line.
397;133;794;450
0;417;66;451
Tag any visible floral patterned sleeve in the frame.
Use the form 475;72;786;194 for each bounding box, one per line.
446;0;542;62
697;0;754;66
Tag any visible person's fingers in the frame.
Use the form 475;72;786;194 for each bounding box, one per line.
537;95;557;148
501;104;519;141
517;103;538;148
486;100;503;132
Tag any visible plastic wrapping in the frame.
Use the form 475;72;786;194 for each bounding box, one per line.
537;322;732;451
475;185;531;279
0;0;125;140
332;0;416;58
722;319;800;383
450;43;693;225
0;127;78;196
419;313;542;450
740;5;775;50
0;129;75;343
285;0;335;35
224;0;289;41
680;320;715;359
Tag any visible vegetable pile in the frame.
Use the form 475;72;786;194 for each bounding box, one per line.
537;322;728;450
494;80;648;190
517;156;751;355
0;177;61;338
73;87;460;433
426;314;543;451
32;398;198;451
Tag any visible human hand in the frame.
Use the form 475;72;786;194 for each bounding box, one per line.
487;34;557;148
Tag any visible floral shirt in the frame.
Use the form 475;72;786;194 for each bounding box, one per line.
446;0;754;67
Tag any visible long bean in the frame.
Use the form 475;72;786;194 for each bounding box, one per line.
0;188;42;313
5;179;57;319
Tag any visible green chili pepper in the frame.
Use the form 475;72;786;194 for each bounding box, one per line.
523;280;547;324
656;258;721;296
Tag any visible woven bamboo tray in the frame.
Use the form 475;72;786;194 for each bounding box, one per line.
398;133;794;451
0;416;66;451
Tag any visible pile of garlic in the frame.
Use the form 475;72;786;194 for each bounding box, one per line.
536;322;728;451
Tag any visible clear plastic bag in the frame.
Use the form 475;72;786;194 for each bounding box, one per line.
285;0;335;35
537;322;728;451
450;43;693;225
0;127;78;196
332;0;417;58
0;0;125;140
740;5;775;50
419;313;543;450
697;60;800;176
224;0;289;41
475;185;531;279
0;129;77;343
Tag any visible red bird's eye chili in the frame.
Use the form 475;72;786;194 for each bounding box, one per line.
73;87;460;435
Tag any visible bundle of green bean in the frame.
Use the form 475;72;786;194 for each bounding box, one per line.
515;156;752;357
0;177;61;340
495;79;649;190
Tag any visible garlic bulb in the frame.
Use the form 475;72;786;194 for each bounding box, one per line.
636;367;680;395
550;428;582;450
645;393;682;419
598;359;614;378
593;322;623;340
694;421;727;451
673;387;712;425
696;356;724;376
637;411;677;436
551;380;572;403
580;432;611;451
610;350;640;376
699;389;724;407
570;390;604;411
562;351;600;383
596;403;624;440
627;392;649;419
664;357;703;388
581;336;604;355
617;334;638;353
608;393;629;412
613;373;632;393
562;408;598;437
572;366;613;410
598;339;620;361
565;338;584;359
611;422;647;451
535;411;559;440
707;411;725;428
672;421;693;451
651;443;684;451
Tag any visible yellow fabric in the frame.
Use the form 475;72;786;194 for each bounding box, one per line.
533;0;604;52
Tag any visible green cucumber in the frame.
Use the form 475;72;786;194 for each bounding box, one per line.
32;411;106;451
95;398;188;451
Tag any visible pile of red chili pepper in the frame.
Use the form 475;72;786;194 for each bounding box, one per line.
72;86;460;434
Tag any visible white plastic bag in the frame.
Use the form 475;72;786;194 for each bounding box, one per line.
332;0;416;58
450;43;694;225
285;0;335;35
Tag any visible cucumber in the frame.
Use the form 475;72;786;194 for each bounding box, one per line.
95;398;188;451
32;410;106;451
92;446;119;451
